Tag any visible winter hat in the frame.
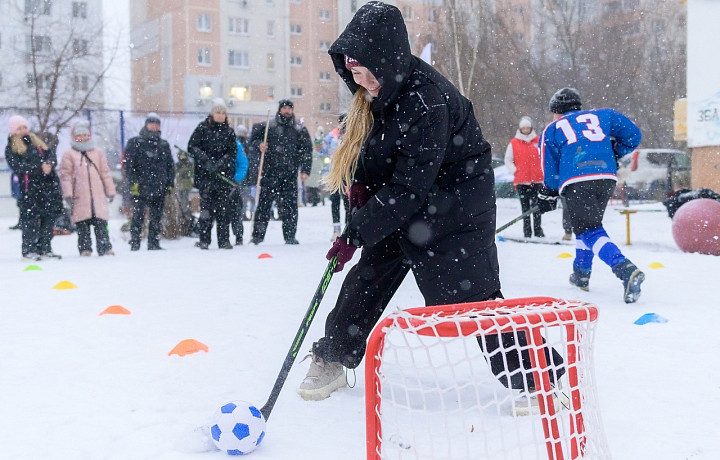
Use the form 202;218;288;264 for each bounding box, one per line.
70;120;95;151
549;87;582;114
210;98;227;114
9;115;30;136
71;119;92;137
518;116;533;129
145;112;161;126
345;55;361;70
278;99;294;110
235;124;248;137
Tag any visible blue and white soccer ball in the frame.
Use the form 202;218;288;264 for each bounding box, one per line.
210;401;266;456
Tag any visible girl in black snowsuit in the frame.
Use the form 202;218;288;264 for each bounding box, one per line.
5;115;63;260
298;2;569;402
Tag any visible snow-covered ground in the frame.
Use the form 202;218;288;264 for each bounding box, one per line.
1;197;717;459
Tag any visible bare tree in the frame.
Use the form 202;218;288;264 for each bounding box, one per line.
9;1;119;137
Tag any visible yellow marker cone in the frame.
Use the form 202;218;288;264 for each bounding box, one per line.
557;253;573;258
53;281;77;290
648;262;664;269
99;305;132;316
168;339;209;357
24;265;42;271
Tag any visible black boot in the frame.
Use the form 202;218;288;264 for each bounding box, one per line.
612;260;645;304
569;267;591;291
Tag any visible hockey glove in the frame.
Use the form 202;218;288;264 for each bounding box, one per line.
327;235;359;273
130;183;140;197
349;183;371;214
537;188;559;214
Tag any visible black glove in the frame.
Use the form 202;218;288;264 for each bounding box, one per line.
537;188;559;214
207;161;220;174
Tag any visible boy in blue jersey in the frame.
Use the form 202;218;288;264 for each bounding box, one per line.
538;88;645;303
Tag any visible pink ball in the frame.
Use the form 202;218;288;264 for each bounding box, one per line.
672;198;720;255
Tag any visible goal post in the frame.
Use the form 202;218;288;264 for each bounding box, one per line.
364;297;611;460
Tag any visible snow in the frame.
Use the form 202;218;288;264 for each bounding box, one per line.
1;197;718;459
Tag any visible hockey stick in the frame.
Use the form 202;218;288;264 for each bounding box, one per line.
495;206;540;234
260;255;338;420
250;110;272;224
174;145;241;190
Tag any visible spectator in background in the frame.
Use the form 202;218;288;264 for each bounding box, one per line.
504;116;545;238
9;172;21;230
230;132;249;245
247;99;313;245
124;113;175;251
188;98;237;250
324;114;350;241
235;124;253;220
5;115;64;260
59;120;117;256
305;127;327;207
174;148;196;236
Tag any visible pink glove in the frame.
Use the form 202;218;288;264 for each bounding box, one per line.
326;237;358;273
349;183;370;214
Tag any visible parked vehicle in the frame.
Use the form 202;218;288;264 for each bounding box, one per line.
615;148;690;201
492;158;516;198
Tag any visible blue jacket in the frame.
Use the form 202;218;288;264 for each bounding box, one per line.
235;139;248;182
539;108;641;193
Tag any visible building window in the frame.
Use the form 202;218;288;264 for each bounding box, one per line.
267;86;274;101
290;24;302;34
0;73;3;88
197;14;211;32
28;35;52;54
319;9;331;20
319;71;331;82
72;38;88;55
199;82;213;99
266;0;274;4
318;40;330;51
267;20;276;37
320;102;331;112
197;48;211;66
25;0;52;15
428;9;438;22
229;17;249;35
230;85;250;101
290;56;302;66
291;87;303;97
229;50;249;68
72;2;87;18
72;74;89;91
266;53;275;70
290;0;301;3
26;73;51;90
402;6;413;21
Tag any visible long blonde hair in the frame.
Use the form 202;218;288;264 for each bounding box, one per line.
10;132;48;155
323;88;374;193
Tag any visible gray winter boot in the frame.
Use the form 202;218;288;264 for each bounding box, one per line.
297;354;347;401
569;267;591;292
612;260;645;304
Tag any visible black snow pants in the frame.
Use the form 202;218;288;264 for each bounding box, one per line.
130;195;165;247
198;187;232;246
252;175;298;241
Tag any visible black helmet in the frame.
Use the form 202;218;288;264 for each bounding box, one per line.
549;87;582;114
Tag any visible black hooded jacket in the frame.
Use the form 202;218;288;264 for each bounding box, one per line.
125;127;175;198
5;134;63;216
188;116;237;191
328;1;496;249
247;113;312;184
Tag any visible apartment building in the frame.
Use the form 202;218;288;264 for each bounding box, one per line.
0;0;104;110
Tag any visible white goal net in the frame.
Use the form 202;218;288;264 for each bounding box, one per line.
364;297;611;460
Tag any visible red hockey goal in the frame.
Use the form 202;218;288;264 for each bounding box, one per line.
365;297;611;460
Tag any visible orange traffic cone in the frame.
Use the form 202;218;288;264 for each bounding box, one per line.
99;305;132;316
168;339;209;357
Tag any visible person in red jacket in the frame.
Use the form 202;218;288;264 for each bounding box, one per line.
504;116;545;238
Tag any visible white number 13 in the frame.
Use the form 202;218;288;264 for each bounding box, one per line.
556;114;606;144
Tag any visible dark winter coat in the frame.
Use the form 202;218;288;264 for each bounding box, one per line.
247;113;312;184
188;116;236;191
5;134;63;217
328;2;497;252
125;128;175;197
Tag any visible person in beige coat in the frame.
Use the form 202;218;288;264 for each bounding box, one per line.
59;120;116;256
